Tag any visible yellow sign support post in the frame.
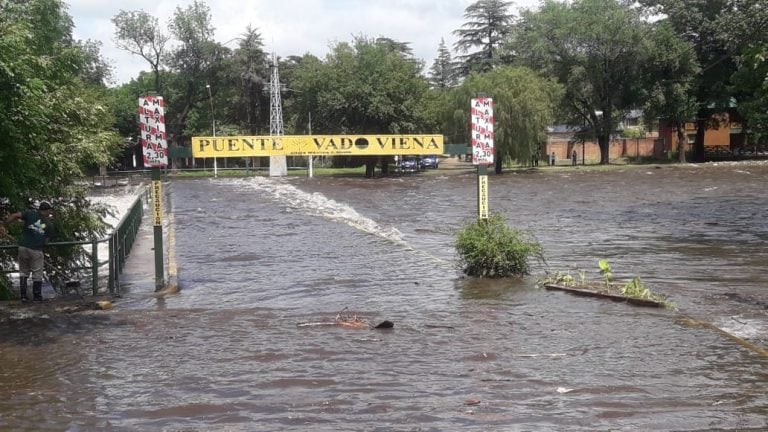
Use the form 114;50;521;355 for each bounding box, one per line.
477;173;489;219
150;173;164;290
151;180;163;226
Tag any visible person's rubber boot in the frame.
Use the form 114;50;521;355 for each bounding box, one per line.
32;281;43;303
19;277;29;303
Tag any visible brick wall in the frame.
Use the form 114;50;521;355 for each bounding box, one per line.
545;137;663;163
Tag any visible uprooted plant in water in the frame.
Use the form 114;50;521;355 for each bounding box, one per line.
540;260;674;308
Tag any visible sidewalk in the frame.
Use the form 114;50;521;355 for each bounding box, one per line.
439;155;473;170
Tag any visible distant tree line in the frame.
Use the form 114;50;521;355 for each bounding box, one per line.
106;0;767;172
3;0;768;184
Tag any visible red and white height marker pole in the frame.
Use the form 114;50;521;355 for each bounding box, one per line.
471;95;494;220
139;94;168;290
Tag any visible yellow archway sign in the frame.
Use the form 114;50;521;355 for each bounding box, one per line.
191;135;443;158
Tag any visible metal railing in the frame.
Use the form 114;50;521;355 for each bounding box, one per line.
1;190;146;297
107;190;145;294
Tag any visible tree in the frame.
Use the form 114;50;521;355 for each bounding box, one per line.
110;3;275;171
112;10;169;93
165;0;227;147
639;0;768;161
453;0;515;75
75;39;113;86
719;1;768;147
641;21;700;163
107;72;161;168
428;38;459;89
0;0;121;200
374;37;414;58
290;36;431;177
279;54;319;135
0;0;122;295
513;0;651;164
291;36;429;135
450;66;562;173
231;26;269;134
730;47;768;146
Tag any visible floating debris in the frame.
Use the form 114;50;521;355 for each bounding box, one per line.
297;307;393;330
545;284;669;308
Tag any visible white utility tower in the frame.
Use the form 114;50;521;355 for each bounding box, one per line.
269;52;287;176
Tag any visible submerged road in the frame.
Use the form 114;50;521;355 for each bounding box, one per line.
1;161;767;431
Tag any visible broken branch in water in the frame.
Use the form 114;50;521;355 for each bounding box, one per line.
297;307;393;330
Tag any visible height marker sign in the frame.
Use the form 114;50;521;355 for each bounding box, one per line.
138;95;168;168
471;97;494;166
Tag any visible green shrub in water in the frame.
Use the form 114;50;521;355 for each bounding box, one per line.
455;214;544;277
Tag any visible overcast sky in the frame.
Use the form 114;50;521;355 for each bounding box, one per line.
66;0;541;85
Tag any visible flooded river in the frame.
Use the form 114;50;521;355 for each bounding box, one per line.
1;161;767;431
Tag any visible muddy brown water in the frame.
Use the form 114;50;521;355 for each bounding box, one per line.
1;162;767;431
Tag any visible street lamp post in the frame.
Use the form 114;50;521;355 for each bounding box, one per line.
205;84;218;178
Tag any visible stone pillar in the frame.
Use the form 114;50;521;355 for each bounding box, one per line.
269;156;288;176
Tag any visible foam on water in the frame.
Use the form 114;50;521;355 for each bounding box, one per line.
232;176;406;245
89;185;145;229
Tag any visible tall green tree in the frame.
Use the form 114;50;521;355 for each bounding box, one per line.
112;9;169;93
730;47;768;146
718;1;768;147
279;54;318;135
373;37;414;58
290;36;431;176
453;0;515;75
641;21;700;163
429;38;459;89
0;0;122;294
230;26;269;134
513;0;651;164
640;0;768;160
165;0;227;146
0;0;121;201
75;39;113;86
449;66;562;173
291;36;429;135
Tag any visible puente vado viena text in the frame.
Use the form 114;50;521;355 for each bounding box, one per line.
191;134;443;158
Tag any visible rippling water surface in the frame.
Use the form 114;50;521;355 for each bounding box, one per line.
1;162;767;431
